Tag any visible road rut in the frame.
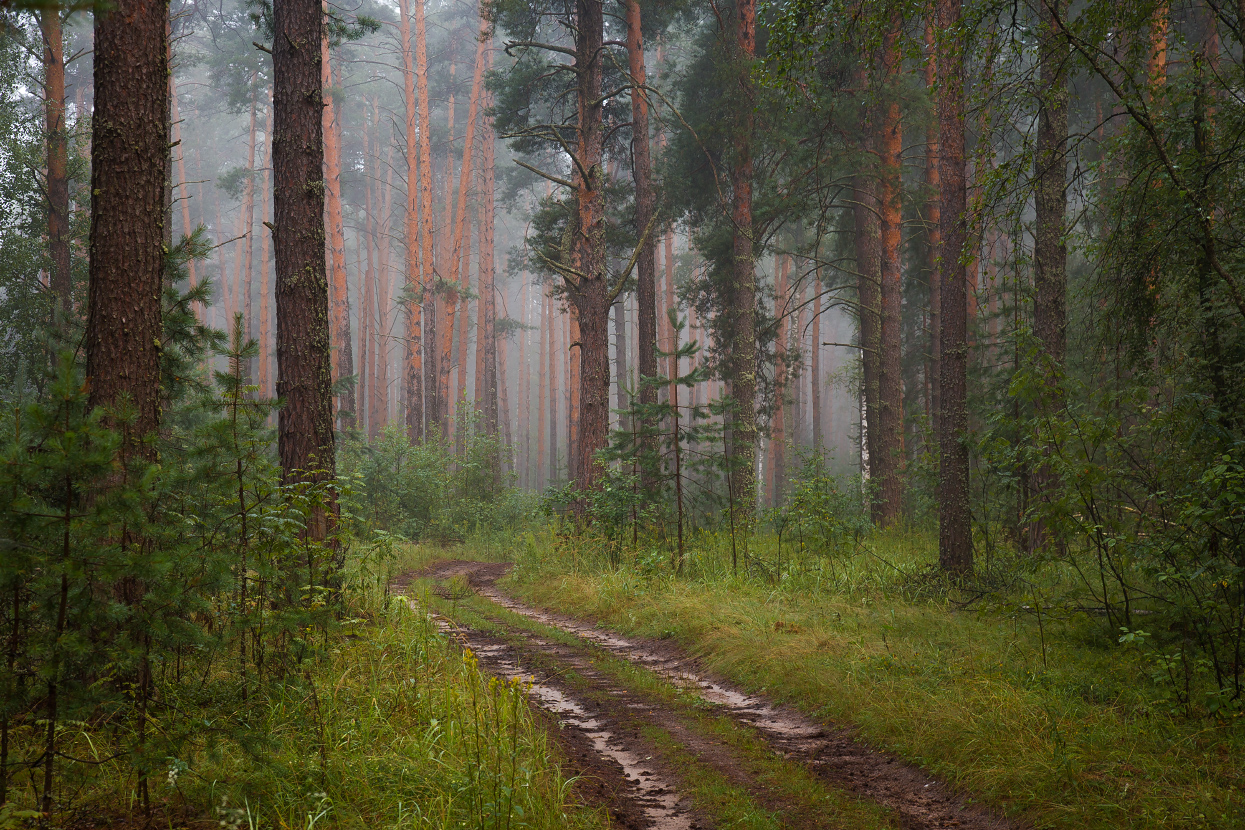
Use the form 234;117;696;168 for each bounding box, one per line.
397;560;1022;830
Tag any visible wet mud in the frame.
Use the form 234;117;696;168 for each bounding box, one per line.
396;560;1023;830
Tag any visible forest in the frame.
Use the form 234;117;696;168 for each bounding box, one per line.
0;0;1242;827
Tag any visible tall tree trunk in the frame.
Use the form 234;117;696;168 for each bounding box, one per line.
364;106;380;439
924;14;942;446
86;0;167;457
811;266;822;451
169;71;197;308
273;0;335;507
854;168;882;508
477;82;499;435
625;0;658;486
549;296;559;479
259;102;273;396
727;0;758;523
214;185;231;326
376;141;395;430
935;0;971;575
537;288;549;486
876;10;905;524
443;23;488;441
399;0;424;441
414;0;436;441
664;231;676;407
518;279;530;484
240;80;259;357
324;32;354;426
614;298;629;433
563;0;609;498
434;62;456;437
772;255;790;506
42;9;71;314
1035;0;1067;370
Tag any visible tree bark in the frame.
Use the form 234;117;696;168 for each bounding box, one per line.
1034;0;1067;370
86;0;167;457
854;168;882;509
42;9;71;314
273;0;335;504
876;9;905;525
399;0;424;441
924;14;942;447
259;102;273;396
625;0;658;487
936;0;971;575
537;288;549;486
445;21;488;442
324;31;353;426
477;76;499;435
727;0;758;524
811;266;822;451
772;254;789;506
415;0;436;440
376;140;396;429
564;0;609;498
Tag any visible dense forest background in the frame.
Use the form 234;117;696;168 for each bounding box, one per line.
0;0;1242;824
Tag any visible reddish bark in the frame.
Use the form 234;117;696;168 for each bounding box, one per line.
876;10;905;524
41;8;71;313
399;0;424;441
727;0;758;522
324;34;353;425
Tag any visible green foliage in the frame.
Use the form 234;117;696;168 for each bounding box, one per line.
339;415;535;546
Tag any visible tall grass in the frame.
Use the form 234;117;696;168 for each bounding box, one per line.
5;539;605;830
491;528;1245;830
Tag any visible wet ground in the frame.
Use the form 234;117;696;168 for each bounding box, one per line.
395;560;1023;830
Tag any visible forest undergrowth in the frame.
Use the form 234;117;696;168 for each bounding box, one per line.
439;523;1245;830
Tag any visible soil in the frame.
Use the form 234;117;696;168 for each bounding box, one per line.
397;559;1025;830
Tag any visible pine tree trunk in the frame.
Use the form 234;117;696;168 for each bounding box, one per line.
562;0;609;499
273;0;335;504
549;296;559;480
935;0;971;575
259;102;273;396
376;141;395;431
86;0;167;457
414;0;436;441
625;0;658;486
727;0;758;524
854;168;882;510
324;34;354;426
42;9;71;313
443;25;488;442
614;299;629;433
398;0;424;441
1035;0;1068;369
478;82;499;435
537;288;549;486
169;72;198;308
364;105;380;439
811;267;822;451
876;12;905;524
772;255;789;507
433;62;457;440
240;80;259;356
924;15;942;446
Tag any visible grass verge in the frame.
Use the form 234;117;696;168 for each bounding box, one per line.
438;528;1245;830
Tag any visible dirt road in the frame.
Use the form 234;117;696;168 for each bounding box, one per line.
398;560;1022;830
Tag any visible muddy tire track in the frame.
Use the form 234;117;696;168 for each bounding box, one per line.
397;560;1023;830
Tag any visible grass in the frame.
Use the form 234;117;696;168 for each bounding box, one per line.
10;541;608;830
413;578;900;830
438;524;1245;830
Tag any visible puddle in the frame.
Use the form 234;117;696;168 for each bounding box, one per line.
477;586;825;744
